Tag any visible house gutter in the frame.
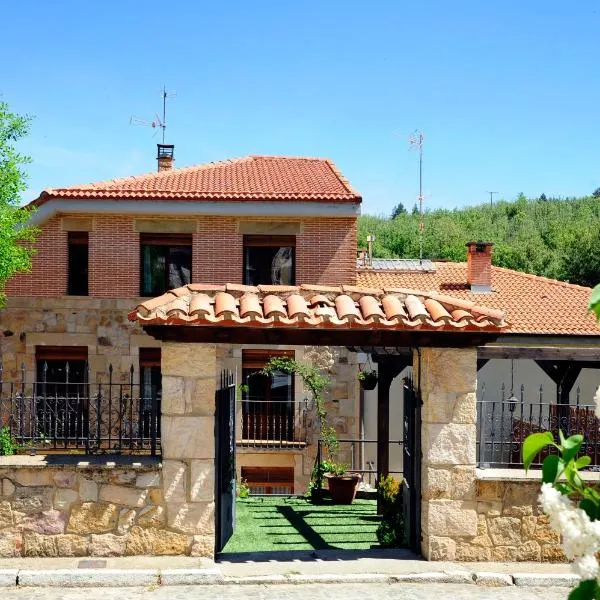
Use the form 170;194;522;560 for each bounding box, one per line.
27;199;361;226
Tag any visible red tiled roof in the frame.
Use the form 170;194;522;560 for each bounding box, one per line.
357;263;599;336
128;283;506;332
33;156;361;205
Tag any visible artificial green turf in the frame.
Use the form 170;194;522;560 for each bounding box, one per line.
222;497;381;553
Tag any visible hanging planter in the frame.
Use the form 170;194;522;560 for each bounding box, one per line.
358;369;378;390
358;355;378;390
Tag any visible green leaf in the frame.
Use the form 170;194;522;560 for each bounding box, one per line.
562;434;584;464
542;455;563;483
579;498;599;521
575;456;592;470
589;284;600;321
568;579;600;600
523;432;555;470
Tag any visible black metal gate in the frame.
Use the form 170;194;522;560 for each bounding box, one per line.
402;375;421;552
215;370;236;554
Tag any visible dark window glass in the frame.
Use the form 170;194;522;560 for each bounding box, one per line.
67;232;88;296
140;235;192;296
243;236;295;286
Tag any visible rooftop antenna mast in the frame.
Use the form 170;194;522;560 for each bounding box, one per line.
409;130;425;263
130;85;177;143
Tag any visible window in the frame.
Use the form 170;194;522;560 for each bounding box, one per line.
241;466;294;495
243;235;295;286
140;234;192;296
139;348;162;438
67;232;89;296
241;350;295;442
35;346;88;441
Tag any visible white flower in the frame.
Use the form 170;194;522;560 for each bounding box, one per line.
539;484;600;560
574;553;600;580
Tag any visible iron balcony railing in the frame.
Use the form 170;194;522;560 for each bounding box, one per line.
236;396;307;448
477;383;600;469
0;363;160;456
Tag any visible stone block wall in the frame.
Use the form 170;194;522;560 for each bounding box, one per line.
0;459;210;557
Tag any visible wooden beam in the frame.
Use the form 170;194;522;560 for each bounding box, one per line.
479;346;600;361
144;325;500;348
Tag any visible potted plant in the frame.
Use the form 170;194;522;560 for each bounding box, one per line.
358;369;378;390
322;460;361;505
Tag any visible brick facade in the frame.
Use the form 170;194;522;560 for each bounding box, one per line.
6;213;357;297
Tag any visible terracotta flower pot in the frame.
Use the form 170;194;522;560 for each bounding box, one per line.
325;473;361;504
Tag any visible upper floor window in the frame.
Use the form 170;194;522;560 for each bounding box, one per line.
67;232;89;296
140;234;192;296
243;235;295;286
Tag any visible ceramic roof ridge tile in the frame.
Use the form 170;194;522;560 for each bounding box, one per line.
128;283;506;332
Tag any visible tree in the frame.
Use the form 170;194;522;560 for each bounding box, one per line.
559;225;600;287
0;102;37;304
539;193;547;201
593;187;600;199
391;202;407;219
411;203;419;215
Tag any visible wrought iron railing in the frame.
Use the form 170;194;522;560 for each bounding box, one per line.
477;384;600;468
0;364;160;455
236;396;307;448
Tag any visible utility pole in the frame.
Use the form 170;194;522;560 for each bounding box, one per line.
409;131;424;262
487;191;498;207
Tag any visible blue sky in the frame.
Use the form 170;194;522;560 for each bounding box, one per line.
3;1;599;214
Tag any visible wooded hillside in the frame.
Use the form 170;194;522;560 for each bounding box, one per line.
358;194;600;288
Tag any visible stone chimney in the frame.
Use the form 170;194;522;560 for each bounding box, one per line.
157;144;174;172
466;241;493;293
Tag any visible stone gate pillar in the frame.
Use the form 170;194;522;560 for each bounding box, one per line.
415;347;478;560
161;342;217;557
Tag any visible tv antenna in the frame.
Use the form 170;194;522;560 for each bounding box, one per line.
409;130;425;262
130;85;177;144
486;191;498;207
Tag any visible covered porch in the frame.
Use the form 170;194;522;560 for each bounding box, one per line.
130;282;506;560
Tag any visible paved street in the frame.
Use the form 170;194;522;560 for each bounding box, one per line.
0;583;571;600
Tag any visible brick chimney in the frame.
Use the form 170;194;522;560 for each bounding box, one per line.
466;241;493;293
157;144;174;172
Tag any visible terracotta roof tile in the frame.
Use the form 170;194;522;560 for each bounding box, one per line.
357;263;600;336
128;284;506;332
34;156;361;205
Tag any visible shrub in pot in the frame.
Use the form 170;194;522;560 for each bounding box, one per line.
322;460;361;505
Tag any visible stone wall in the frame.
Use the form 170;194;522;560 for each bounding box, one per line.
0;297;156;383
0;458;210;558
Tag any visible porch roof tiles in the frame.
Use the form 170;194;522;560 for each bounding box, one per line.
128;284;507;332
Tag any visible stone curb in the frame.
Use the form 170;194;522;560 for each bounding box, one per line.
160;568;223;586
0;568;582;588
0;570;18;587
17;569;159;587
512;573;580;588
473;572;514;587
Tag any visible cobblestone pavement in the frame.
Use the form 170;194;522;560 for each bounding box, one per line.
0;583;569;600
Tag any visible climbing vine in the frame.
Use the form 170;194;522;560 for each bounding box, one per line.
260;357;339;459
